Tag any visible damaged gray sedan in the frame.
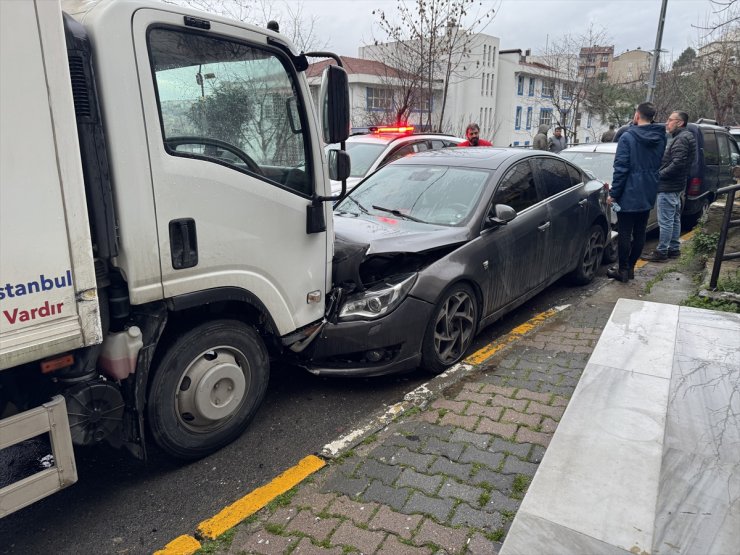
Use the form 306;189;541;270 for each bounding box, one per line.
303;148;610;377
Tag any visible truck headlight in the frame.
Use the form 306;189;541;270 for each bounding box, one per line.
339;273;417;321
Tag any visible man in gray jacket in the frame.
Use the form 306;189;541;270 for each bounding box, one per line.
548;126;567;153
641;111;696;261
533;124;549;150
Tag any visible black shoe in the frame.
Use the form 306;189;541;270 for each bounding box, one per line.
641;250;668;262
607;266;629;282
628;267;635;280
667;249;680;259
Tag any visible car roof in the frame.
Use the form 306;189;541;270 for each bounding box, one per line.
388;147;557;170
346;133;462;146
561;142;617;154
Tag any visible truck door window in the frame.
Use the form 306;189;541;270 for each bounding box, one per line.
148;28;312;196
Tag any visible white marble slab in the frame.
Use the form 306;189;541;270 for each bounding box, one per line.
515;363;670;554
588;299;680;379
675;322;740;368
678;305;740;332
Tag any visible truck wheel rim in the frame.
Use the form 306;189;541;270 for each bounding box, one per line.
176;346;249;432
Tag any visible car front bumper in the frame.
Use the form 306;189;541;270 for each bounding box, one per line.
302;296;434;377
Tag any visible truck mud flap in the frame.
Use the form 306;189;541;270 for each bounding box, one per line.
0;396;77;518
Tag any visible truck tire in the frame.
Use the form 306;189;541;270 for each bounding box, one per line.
147;320;269;460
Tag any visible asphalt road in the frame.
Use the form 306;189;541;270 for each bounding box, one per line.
1;254;640;554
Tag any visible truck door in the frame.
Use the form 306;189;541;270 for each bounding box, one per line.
132;11;326;333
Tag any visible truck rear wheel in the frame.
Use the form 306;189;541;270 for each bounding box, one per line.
147;320;269;460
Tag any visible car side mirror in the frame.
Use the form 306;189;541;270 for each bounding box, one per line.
731;152;739;167
328;149;350;182
486;204;517;226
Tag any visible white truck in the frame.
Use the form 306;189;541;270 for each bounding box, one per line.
0;0;350;517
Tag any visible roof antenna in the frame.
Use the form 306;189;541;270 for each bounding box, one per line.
267;20;279;33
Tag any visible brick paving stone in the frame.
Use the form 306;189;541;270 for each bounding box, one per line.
391;447;436;470
525;401;565;420
466;532;501;555
482;490;521;514
490;395;527;411
475;417;516;439
356;459;403;485
552;395;570;407
326;496;379;524
377;535;432;555
488;438;531;459
413;518;469;554
471;468;515;494
462;382;484;392
415;422;455;441
455;390;490;405
321;473;368;498
450;502;503;531
528;445;546;464
514;360;550;372
291;536;343;555
449;428;490;450
418;410;441;424
331;457;361;478
369;444;399;463
541;416;559;433
519;339;546;349
402;491;456;522
292;489;336;512
362;480;412;511
330;520;386;554
465;403;504;421
428;457;473;481
501;455;539;477
430;399;468;413
285;510;341;542
437;479;484;505
266;506;298;527
538;383;574;397
369;505;423;539
501;408;541;428
397;468;444;495
439;412;478;430
388;433;425;450
544;342;573;352
514;389;551;404
528;370;563;385
496;356;519;370
459;445;504;471
231;529;296;555
423;436;464;460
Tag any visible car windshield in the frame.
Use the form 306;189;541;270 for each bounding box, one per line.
560;151;614;183
335;164;491;226
326;142;387;178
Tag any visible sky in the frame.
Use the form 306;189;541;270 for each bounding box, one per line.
298;0;724;62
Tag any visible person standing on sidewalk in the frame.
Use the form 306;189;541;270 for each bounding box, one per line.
641;111;696;262
533;124;549;150
457;123;492;146
606;102;667;282
601;124;616;142
548;126;567;153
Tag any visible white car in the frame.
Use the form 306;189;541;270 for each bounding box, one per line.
327;126;463;195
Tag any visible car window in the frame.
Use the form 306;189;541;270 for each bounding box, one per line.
703;130;719;165
560;151;614;183
338;142;387;177
717;133;730;165
336;164;491;226
383;141;428;165
537;158;572;198
566;163;584;186
430;140;446;149
493;161;539;213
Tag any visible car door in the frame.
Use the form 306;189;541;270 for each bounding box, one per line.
483;160;550;314
533;157;586;276
133;10;327;332
379;140;429;168
717;132;735;188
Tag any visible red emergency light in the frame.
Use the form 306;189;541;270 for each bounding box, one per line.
370;125;415;135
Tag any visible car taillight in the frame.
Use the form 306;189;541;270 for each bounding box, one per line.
687;177;702;195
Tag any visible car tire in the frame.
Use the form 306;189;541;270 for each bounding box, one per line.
147;320;269;460
570;224;604;285
420;283;478;375
681;198;710;230
603;235;618;264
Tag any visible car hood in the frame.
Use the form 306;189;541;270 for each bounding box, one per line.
330;177;362;195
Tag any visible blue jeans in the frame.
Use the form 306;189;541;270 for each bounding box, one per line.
657;192;682;254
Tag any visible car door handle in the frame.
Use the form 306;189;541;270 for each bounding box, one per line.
538;221;551;232
578;199;589;207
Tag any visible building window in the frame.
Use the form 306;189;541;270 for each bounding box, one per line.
515;106;522;130
539;108;553;127
541;79;554;97
481;73;485;95
517;75;524;95
602;54;609;62
599;67;608;74
587;112;592;128
585;67;595;77
528;78;535;96
513;141;520;146
524;140;530;146
526;107;532;129
585;136;591;143
491;46;496;69
367;87;393;111
483;44;487;64
563;83;574;99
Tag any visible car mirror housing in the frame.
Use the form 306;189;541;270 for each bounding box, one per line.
487;204;517;226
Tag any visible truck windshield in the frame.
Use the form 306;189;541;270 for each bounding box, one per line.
148;28;312;196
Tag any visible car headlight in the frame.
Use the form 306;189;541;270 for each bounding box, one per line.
339;273;417;321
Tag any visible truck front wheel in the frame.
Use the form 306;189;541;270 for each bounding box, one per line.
147;320;269;460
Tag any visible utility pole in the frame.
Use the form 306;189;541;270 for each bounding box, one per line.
646;0;668;103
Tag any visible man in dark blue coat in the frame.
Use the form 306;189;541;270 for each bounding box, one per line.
607;102;667;282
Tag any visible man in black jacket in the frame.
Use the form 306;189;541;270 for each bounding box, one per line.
642;111;696;261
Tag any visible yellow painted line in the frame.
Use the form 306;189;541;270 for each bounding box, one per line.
196;455;326;540
464;306;564;365
154;534;201;555
635;259;648;269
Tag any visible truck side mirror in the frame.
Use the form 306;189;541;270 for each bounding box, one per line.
320;65;350;144
328;149;350;182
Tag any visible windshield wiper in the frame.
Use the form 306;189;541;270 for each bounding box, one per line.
343;196;369;214
372;205;426;223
